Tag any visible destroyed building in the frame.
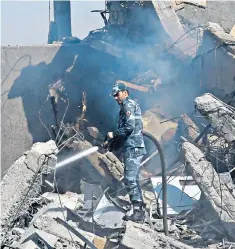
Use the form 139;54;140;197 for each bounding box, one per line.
1;1;235;249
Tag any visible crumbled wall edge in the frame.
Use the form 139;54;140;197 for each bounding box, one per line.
206;22;235;56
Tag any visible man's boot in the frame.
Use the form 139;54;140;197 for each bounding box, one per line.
123;202;145;223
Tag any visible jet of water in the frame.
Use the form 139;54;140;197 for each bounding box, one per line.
56;146;99;168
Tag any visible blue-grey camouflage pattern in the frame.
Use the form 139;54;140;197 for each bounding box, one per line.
113;96;146;153
123;148;144;203
113;96;146;203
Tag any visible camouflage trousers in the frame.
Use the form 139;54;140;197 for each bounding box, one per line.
123;148;145;203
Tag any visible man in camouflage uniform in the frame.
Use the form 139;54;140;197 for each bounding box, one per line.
107;83;146;223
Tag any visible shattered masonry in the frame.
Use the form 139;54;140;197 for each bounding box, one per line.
1;1;235;249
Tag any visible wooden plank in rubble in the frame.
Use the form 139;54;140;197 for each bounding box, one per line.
182;141;235;240
195;93;235;143
116;80;150;92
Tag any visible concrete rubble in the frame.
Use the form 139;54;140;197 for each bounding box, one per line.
183;142;235;240
195;93;235;143
1;1;235;249
180;93;235;242
2;95;235;248
0;140;58;243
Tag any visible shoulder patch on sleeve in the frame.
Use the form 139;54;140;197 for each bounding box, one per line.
126;111;131;116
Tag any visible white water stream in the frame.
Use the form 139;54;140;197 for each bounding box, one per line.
56;146;99;168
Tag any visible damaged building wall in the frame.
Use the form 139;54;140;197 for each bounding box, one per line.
192;22;235;100
1;44;123;177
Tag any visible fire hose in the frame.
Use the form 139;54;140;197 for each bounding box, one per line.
56;130;168;235
142;131;168;236
100;131;169;236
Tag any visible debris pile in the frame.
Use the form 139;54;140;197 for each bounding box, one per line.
1;1;235;249
1;92;235;249
0;140;58;246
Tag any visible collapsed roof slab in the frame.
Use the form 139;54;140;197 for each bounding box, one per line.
182;141;235;241
195;93;235;143
151;1;199;58
192;22;235;97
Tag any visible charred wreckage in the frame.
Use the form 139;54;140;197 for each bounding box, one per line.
1;1;235;249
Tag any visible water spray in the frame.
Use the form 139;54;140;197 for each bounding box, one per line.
56;146;99;168
56;137;114;168
55;132;168;235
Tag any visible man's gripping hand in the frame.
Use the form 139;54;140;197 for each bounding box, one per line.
107;132;114;139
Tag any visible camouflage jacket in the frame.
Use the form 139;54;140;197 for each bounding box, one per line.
113;96;146;152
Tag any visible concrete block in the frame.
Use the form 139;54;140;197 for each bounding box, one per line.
18;229;58;249
24;150;44;172
183;0;206;8
0;141;58;232
42;192;83;210
19;240;40;249
33;216;95;247
31;140;58;155
12;228;25;236
183;141;235;240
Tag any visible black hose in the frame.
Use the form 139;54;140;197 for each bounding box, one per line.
143;131;169;236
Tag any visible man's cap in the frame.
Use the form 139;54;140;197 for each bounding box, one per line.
111;83;127;96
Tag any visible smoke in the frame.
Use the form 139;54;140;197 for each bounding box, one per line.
87;1;201;117
57;1;202;137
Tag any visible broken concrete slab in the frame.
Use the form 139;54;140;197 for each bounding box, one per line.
55;217;99;249
195;93;235;142
28;201;69;230
207;22;235;45
153;219;178;233
34;215;96;247
151;0;198;58
171;0;185;12
206;22;235;55
219;172;235;194
182;141;235;240
0;140;57;236
30;140;58;155
18;228;58;249
18;240;40;249
42;192;83;210
183;0;206;8
121;221;197;249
